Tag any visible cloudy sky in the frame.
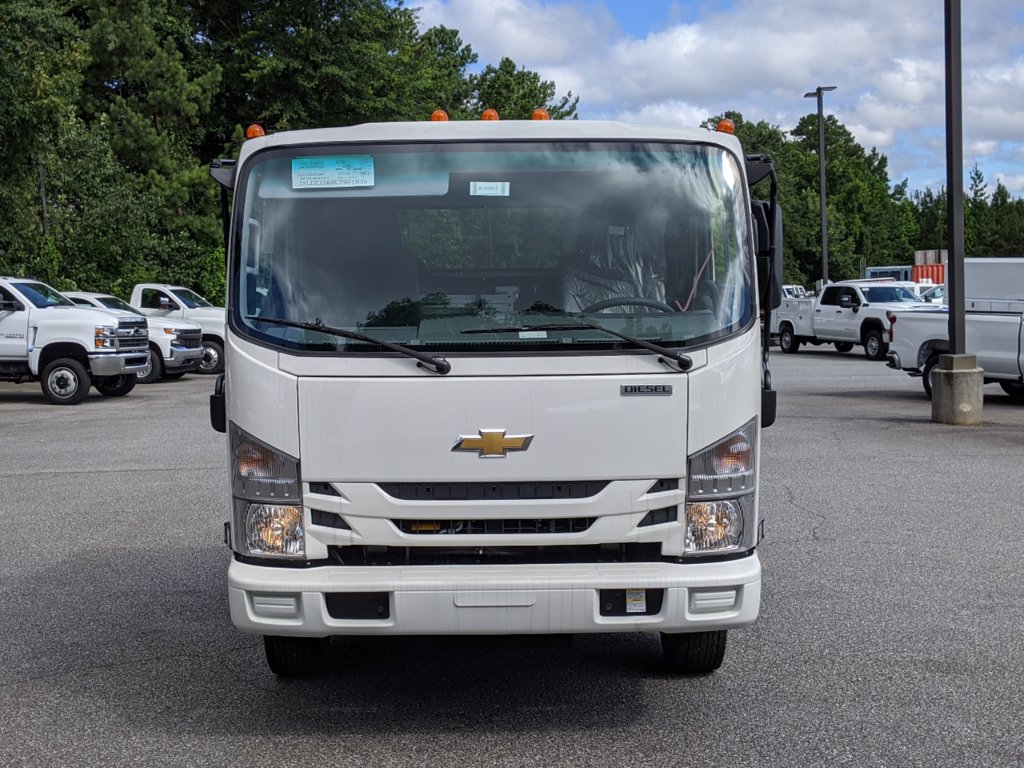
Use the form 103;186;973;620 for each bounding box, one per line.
413;0;1024;197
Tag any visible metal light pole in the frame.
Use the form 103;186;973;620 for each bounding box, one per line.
804;85;836;283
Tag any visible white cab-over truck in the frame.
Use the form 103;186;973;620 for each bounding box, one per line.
209;117;783;676
0;277;149;404
129;283;226;374
885;258;1024;399
64;291;204;383
775;279;931;360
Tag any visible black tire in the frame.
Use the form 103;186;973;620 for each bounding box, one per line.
834;342;854;353
863;328;888;361
264;635;329;677
999;381;1024;399
94;374;137;397
40;358;91;405
198;338;224;375
661;630;727;674
779;324;800;354
137;348;163;384
922;354;940;400
161;371;187;381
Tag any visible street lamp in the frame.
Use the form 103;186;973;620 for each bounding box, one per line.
804;85;837;283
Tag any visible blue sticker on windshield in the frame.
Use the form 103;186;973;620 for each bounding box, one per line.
291;156;375;189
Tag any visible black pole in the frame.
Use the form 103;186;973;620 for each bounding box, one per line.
945;0;966;354
816;90;829;283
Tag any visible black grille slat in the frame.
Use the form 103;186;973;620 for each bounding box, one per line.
330;542;662;566
638;506;678;527
394;517;594;535
379;481;608;501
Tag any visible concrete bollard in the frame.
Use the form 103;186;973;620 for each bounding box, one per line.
931;354;984;425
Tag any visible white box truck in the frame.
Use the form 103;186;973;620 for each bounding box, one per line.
209;116;782;676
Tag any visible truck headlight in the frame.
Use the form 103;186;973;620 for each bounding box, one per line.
684;419;757;556
230;423;304;558
162;327;178;339
94;325;117;349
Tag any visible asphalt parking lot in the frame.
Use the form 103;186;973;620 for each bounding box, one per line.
1;351;1022;768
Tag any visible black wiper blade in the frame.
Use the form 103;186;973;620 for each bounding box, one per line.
462;322;693;372
247;316;451;375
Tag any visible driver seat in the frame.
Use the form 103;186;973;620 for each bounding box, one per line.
562;208;665;313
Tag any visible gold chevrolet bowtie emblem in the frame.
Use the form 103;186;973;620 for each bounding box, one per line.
452;429;534;458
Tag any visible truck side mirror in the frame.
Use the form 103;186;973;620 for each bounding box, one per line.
752;201;783;311
158;297;175;311
0;299;25;312
839;294;853;309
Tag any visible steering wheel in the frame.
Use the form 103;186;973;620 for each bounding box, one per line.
581;297;676;313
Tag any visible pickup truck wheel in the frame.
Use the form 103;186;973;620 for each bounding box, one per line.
94;374;137;397
661;630;727;674
137;348;163;384
779;325;800;354
863;329;888;361
161;371;187;381
834;342;854;353
40;358;91;405
922;355;940;400
264;635;329;677
199;339;224;374
999;381;1024;399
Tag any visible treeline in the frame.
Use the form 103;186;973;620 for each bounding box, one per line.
0;0;577;302
2;3;1022;301
719;111;1024;286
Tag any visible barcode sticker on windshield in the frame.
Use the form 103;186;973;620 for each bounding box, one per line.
470;181;510;196
292;156;375;189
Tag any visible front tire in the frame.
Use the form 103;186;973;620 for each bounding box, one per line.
863;328;888;361
999;381;1024;399
922;354;940;400
137;348;163;384
661;630;727;674
94;374;137;397
40;358;91;405
779;324;800;354
199;338;224;375
264;635;329;677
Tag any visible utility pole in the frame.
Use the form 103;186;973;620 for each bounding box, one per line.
804;85;836;283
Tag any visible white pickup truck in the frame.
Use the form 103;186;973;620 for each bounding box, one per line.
129;283;226;374
0;276;149;404
64;291;204;383
885;258;1024;399
775;279;932;360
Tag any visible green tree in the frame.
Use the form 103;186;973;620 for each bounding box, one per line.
467;57;578;120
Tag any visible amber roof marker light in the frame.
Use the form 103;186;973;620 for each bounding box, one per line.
715;118;735;135
245;124;266;139
430;109;449;121
481;108;499;121
531;108;550;120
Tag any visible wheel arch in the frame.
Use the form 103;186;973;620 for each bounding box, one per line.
38;343;90;372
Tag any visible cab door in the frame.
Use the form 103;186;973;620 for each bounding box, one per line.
813;286;843;339
0;286;30;359
833;287;862;340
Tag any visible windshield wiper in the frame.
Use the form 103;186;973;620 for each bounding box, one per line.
247;316;451;375
462;321;693;372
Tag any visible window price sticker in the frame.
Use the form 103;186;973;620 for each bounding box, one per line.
292;156;375;189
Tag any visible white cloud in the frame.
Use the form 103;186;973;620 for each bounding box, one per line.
414;0;1024;193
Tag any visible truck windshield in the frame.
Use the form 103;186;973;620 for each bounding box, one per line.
97;296;144;315
232;141;754;354
862;286;920;303
171;288;213;308
17;282;76;308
